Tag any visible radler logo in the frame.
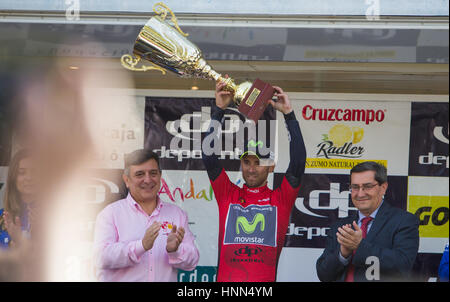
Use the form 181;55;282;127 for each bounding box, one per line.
317;124;365;159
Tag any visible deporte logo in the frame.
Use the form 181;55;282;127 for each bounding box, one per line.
165;106;241;141
84;173;124;204
409;102;449;177
86;178;120;204
433;125;449;145
234;246;263;257
418;125;449;168
286;223;329;240
295;182;357;218
145;97;275;170
418;125;449;169
164;107;276;161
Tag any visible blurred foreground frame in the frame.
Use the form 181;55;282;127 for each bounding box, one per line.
0;49;135;281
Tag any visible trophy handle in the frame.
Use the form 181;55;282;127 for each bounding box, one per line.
153;2;189;37
120;54;167;74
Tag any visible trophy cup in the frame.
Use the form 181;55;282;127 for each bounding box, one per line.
121;2;275;124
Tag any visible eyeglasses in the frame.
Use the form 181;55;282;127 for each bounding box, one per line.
349;183;379;192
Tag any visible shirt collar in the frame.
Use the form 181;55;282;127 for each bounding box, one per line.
127;193;162;216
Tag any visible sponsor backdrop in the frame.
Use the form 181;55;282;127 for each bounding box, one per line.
0;95;448;282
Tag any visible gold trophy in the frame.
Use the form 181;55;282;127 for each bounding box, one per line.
121;2;275;123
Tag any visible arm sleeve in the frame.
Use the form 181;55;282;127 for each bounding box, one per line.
275;111;307;211
201;103;225;181
167;209;200;271
338;252;351;265
93;208;147;270
283;111;306;188
201;104;235;205
438;244;449;282
316;223;348;282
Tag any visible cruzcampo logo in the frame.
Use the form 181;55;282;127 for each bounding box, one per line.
236;213;265;235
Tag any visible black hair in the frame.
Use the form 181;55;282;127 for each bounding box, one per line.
350;161;387;184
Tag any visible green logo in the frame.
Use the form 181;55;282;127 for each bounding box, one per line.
236;213;265;234
247;140;263;148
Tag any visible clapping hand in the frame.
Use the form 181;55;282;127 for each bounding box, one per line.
336;221;363;258
166;224;185;253
3;211;23;247
142;221;161;251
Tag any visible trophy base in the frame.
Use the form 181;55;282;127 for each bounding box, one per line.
238;78;275;124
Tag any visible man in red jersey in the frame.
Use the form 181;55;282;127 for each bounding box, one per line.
201;79;306;281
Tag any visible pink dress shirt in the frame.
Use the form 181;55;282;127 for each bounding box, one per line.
93;193;199;282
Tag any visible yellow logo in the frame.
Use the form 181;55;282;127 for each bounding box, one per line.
317;124;365;159
326;124;364;147
306;124;386;169
408;196;449;238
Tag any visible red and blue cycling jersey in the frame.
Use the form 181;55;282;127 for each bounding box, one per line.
202;105;306;282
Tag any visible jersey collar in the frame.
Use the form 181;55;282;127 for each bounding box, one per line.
243;183;269;194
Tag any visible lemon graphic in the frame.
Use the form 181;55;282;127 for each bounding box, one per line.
328;124;352;147
352;127;364;144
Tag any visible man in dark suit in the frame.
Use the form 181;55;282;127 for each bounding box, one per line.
316;161;419;282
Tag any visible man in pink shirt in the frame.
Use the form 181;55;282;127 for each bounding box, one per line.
93;149;199;281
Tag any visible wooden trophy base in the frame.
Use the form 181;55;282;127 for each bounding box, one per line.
237;78;275;124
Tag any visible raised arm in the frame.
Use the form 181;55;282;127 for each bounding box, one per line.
269;86;306;188
201;78;233;181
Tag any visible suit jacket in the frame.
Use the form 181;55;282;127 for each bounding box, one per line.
316;201;420;282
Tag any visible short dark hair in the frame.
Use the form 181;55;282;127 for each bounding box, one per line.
124;149;160;175
350;161;387;184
